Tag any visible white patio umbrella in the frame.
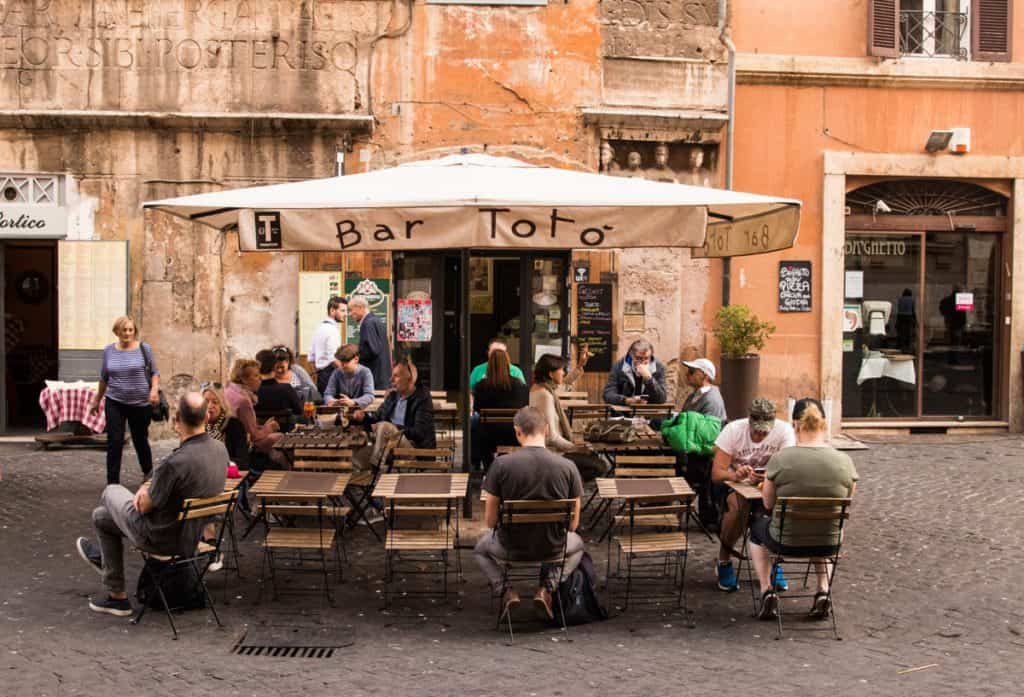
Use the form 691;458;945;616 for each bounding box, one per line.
144;153;800;257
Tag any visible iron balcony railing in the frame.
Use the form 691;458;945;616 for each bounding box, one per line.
900;9;968;59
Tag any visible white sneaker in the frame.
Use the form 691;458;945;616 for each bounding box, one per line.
207;554;224;573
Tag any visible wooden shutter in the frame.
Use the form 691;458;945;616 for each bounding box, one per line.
868;0;900;57
972;0;1012;62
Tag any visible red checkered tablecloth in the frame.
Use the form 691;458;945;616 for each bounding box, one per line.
38;384;107;433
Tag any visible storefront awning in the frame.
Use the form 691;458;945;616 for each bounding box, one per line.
144;153;800;256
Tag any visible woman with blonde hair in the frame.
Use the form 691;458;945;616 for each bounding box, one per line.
749;398;858;621
88;315;160;485
201;382;249;468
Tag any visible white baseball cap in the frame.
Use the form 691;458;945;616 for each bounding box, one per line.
682;358;716;381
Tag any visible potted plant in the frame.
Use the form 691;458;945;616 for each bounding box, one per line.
712;305;776;421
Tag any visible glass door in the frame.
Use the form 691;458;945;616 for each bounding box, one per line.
921;232;998;416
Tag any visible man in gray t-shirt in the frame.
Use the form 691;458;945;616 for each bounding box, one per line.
75;392;227;618
476;406;584;621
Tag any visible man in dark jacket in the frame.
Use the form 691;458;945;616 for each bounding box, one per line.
602;339;668;405
351;361;435;469
349;296;392;390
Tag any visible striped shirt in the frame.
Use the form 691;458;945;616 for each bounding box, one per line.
101;343;158;406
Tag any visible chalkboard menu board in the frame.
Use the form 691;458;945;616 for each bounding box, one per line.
577;283;613;372
778;261;812;313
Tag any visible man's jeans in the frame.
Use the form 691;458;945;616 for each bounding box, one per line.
92;485;160;594
474;530;585;592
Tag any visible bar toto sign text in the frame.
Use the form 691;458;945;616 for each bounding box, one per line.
239;205;705;251
0;205;68;239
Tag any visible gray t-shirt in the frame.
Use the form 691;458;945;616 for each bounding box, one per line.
145;433;228;553
483;446;583;560
681;385;727;421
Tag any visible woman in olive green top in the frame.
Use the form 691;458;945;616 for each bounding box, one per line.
749;397;858;620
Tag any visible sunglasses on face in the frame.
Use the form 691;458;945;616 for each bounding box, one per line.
200;381;222;390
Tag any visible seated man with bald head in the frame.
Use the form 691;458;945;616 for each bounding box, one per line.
75;392;228;617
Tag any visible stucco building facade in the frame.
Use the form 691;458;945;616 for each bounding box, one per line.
0;0;736;429
730;0;1022;432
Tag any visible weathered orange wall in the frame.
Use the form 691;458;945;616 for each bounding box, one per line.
730;83;1024;408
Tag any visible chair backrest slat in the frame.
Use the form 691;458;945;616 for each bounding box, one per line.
615;455;676;466
177;491;237;521
500;498;575;526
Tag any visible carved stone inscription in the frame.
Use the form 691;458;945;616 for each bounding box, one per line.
0;1;387;112
599;0;720;59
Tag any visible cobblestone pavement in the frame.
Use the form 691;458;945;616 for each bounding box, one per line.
1;435;1022;696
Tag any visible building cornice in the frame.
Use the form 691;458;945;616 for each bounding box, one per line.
824;151;1024;178
0;110;375;134
737;53;1024;91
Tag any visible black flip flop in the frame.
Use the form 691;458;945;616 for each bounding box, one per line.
809;591;831;619
757;590;778;620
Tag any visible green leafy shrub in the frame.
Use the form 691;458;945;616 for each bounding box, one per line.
712;305;776;358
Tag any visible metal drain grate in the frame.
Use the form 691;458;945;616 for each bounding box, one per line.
232;625;354;659
234;646;336;658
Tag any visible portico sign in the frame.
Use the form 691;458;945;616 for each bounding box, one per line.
0;205;68;239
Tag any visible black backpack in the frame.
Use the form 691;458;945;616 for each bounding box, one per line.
135;557;207;611
553;552;608;626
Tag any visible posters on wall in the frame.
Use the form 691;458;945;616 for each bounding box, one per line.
396;299;432;342
345;277;390;345
844;270;864;299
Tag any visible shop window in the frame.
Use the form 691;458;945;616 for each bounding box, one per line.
843;180;1005;420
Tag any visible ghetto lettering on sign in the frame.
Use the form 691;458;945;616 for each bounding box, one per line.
778;261;812;313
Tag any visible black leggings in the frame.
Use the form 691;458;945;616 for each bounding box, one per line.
104;398;153;485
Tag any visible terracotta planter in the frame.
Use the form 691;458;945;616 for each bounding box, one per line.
720;354;760;422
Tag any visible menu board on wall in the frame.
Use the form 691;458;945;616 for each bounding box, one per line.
58;241;128;350
577;283;612;372
778;261;812;313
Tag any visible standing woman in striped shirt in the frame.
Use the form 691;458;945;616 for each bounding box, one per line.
88;316;160;485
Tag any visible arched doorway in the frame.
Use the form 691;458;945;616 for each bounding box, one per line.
841;180;1006;420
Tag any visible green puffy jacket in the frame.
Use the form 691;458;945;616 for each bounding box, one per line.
661;410;722;456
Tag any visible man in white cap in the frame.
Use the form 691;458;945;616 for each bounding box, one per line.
680;357;727;533
680;358;727;420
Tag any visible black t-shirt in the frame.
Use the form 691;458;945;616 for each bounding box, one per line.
145;433;228;554
483;446;582;560
256;379;303;416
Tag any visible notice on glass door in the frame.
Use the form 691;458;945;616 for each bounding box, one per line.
844;270;864;299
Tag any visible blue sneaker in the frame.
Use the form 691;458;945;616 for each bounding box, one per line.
773;563;788;592
717;561;739;592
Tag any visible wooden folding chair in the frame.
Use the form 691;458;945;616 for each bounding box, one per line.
344;428;403;541
595;455;679;537
763;497;851;640
131;490;238;639
257;494;340;606
391;446;455;473
606;490;692;613
493;499;576;641
379;479;461;609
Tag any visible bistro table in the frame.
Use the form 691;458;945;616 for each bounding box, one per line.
595;476;694;542
274;427;369;454
725;479;764;611
374;472;469;545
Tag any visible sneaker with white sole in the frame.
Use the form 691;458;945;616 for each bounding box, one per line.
773;563;789;592
716;561;739;592
88;595;133;617
76;537;103;576
207;554;224;573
